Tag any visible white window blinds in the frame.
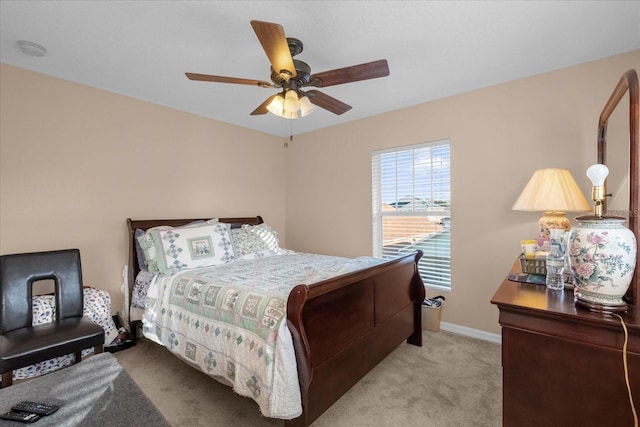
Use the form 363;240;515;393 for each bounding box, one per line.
372;140;451;290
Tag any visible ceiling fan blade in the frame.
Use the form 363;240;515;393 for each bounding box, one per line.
250;94;278;115
186;73;272;88
307;59;389;88
306;90;352;115
250;20;296;79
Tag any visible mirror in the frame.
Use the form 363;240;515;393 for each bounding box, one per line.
598;69;639;306
605;91;629;217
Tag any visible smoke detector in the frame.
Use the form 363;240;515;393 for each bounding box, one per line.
17;40;47;57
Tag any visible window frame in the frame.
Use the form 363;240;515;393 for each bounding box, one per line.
372;139;451;291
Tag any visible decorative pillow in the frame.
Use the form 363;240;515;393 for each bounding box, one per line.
135;219;218;273
134;228;148;270
230;227;266;257
231;223;280;257
150;222;234;274
252;223;280;251
136;226;171;274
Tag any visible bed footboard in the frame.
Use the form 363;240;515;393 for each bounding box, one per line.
285;251;425;427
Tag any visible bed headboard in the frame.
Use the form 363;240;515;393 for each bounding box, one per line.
125;215;264;322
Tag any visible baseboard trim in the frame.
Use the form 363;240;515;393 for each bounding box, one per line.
439;322;502;344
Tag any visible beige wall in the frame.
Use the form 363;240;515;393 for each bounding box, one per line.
285;50;640;335
1;50;638;335
0;64;286;313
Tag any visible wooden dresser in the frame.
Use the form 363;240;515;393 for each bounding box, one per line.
491;260;640;427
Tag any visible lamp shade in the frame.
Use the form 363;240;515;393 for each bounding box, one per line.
512;168;591;212
513;168;591;238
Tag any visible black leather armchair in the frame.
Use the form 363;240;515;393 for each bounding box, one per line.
0;249;105;387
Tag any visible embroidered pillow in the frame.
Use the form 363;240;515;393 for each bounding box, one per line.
135;219;218;273
151;222;234;274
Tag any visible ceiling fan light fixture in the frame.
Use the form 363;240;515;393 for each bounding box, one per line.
267;90;305;119
266;94;285;116
299;95;316;117
283;90;299;115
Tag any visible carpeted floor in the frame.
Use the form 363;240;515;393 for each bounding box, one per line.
114;330;502;426
0;353;170;427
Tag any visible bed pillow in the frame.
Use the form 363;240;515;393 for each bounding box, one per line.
150;222;234;274
136;226;171;274
230;227;263;257
134;228;149;270
231;223;281;257
135;219;218;273
252;223;280;251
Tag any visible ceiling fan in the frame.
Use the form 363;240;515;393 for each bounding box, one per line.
186;20;390;118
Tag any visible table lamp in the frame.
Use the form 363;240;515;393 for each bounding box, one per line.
512;168;591;239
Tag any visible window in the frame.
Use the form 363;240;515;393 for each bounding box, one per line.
372;140;451;290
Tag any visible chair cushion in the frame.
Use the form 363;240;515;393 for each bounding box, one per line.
0;317;104;372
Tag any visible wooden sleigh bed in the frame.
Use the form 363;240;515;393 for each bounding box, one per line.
125;215;425;427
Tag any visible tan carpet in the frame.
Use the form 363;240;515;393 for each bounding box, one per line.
114;330;501;426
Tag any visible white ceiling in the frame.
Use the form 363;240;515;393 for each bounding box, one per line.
1;1;639;138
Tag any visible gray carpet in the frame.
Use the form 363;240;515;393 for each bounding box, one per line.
114;330;502;426
0;353;170;427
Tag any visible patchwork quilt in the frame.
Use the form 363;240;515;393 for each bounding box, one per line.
142;251;384;419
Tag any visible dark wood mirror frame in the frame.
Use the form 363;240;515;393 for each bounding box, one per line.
597;68;639;306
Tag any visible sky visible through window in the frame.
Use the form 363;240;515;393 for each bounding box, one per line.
380;144;450;207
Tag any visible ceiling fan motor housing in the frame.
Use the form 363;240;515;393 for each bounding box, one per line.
271;59;311;88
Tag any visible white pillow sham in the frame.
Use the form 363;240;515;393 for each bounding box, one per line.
150;221;234;274
136;219;217;274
